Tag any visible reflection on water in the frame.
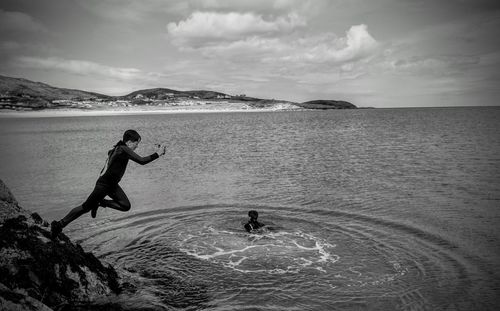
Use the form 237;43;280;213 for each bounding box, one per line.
1;108;500;310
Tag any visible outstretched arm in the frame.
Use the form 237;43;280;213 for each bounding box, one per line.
121;145;161;165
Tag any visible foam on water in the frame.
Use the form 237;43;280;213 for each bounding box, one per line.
67;203;498;310
5;108;498;310
177;226;338;274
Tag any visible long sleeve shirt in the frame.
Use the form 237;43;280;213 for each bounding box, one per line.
97;145;159;185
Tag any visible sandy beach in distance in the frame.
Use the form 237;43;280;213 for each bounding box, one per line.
0;102;303;118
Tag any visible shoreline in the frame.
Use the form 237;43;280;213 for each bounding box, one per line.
0;106;304;118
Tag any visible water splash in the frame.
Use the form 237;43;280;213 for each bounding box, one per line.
73;204;493;310
177;225;339;274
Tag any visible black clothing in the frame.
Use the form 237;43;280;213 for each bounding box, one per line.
244;220;265;232
82;143;158;212
81;183;130;212
54;140;160;235
98;144;159;185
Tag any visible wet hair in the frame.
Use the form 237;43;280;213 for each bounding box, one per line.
111;130;141;152
248;210;258;219
123;129;141;143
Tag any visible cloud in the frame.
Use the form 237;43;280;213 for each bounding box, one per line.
14;56;143;81
190;0;329;13
79;0;168;21
0;9;47;33
0;41;60;56
191;24;379;65
163;22;381;98
167;11;306;46
194;36;286;56
0;41;22;51
279;24;379;63
80;0;329;21
388;55;479;75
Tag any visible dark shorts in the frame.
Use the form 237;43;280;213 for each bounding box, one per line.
81;182;128;212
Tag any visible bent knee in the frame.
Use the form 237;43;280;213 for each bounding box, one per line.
121;202;131;211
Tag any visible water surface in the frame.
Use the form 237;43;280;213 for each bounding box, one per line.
1;108;499;310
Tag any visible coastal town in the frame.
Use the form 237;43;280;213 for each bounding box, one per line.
0;75;356;113
0;89;244;111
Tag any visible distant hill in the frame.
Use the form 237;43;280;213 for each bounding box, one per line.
120;87;182;99
0;75;110;101
183;90;230;99
0;75;357;110
120;88;231;100
297;100;357;109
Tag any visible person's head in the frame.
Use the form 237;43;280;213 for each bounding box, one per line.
123;129;141;150
248;210;258;220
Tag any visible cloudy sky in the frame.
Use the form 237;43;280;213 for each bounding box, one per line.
1;0;499;107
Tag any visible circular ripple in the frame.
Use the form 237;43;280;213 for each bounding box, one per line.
178;227;338;274
76;204;485;310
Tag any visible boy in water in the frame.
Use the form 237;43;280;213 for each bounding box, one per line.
51;129;165;238
244;210;265;233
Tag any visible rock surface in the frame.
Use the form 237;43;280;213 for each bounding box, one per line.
0;179;121;310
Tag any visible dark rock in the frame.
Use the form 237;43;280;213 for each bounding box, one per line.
31;213;43;224
0;283;53;311
0;179;208;311
0;178;18;205
0;180;122;310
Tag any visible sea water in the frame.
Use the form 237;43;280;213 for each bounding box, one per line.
1;107;500;310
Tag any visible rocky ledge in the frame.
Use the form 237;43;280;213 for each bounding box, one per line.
0;179;123;311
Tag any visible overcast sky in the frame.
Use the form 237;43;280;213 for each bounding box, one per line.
1;0;499;107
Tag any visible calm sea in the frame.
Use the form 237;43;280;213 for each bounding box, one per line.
1;107;500;310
